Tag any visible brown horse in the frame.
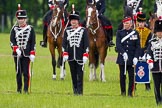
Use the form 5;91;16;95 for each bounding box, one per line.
86;0;108;82
148;12;158;33
47;1;66;80
149;1;162;33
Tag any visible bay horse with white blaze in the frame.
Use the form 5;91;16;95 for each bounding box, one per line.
47;1;66;80
86;0;108;82
149;1;162;33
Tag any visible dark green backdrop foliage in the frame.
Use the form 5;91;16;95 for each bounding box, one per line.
0;0;154;33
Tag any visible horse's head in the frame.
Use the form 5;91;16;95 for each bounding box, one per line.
86;0;98;28
51;1;64;27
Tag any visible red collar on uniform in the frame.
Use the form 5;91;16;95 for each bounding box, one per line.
19;24;27;28
138;27;144;30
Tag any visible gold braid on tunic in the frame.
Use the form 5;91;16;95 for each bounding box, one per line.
136;27;151;48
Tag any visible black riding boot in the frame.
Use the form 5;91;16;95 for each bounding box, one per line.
40;24;47;48
105;28;115;47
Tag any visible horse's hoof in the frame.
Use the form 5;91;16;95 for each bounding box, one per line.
52;77;56;80
102;79;106;82
60;74;65;79
89;79;93;81
52;74;56;80
93;76;97;80
60;77;64;80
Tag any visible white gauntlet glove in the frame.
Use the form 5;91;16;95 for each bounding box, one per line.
62;52;69;62
83;53;89;64
147;59;153;69
133;57;138;65
16;48;21;57
123;52;128;61
29;55;35;62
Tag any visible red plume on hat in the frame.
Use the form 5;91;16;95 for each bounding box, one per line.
18;4;21;10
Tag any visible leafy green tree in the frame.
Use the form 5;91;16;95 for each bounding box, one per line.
0;0;156;33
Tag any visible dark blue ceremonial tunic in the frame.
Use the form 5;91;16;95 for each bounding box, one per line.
116;29;141;65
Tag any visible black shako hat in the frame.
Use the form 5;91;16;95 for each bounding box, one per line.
16;10;27;18
69;11;80;21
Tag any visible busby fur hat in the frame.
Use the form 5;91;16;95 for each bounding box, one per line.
137;13;146;22
154;20;162;33
69;11;80;21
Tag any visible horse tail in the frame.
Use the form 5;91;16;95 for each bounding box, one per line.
94;52;99;68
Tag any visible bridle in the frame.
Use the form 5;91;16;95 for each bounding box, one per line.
86;6;100;35
50;6;63;41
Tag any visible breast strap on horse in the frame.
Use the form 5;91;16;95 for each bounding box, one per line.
16;25;30;38
67;27;82;39
121;30;135;43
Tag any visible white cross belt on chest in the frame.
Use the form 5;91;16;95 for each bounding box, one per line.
66;27;83;47
14;26;31;49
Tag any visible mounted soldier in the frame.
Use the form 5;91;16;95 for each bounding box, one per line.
124;0;143;14
118;0;143;30
40;0;69;47
10;4;36;93
87;0;115;47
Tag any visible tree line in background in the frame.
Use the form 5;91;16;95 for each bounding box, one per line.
0;0;154;33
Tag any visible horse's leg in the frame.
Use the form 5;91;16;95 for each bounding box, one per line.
100;63;106;82
57;41;65;80
99;47;107;82
89;52;96;81
89;64;94;81
49;41;56;79
93;64;97;80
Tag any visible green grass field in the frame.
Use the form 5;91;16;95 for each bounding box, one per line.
0;33;159;108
